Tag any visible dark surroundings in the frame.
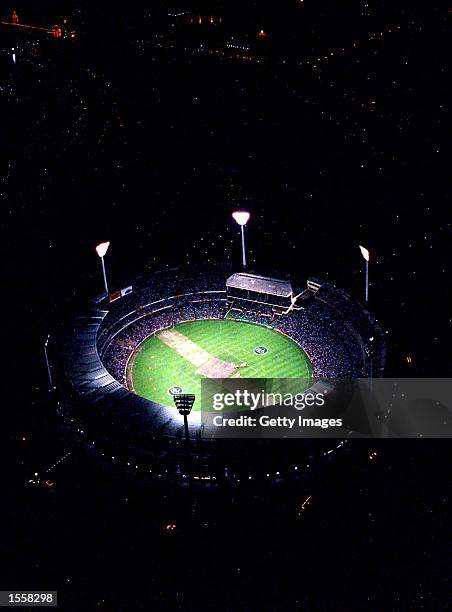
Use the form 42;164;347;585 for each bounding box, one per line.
1;1;450;609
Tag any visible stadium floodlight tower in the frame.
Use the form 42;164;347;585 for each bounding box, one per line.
232;211;250;269
95;241;110;296
173;394;196;444
359;245;370;303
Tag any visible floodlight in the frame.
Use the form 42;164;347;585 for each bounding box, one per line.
232;212;250;269
232;211;250;226
358;245;370;302
95;241;110;295
95;241;110;258
173;394;195;444
173;394;196;416
359;245;370;262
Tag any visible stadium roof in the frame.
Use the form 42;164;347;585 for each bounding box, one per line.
226;273;293;297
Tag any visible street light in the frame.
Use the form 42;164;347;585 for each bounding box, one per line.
95;241;110;296
359;245;370;303
232;211;250;269
173;394;196;444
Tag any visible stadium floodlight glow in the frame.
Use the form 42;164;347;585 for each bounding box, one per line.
359;245;370;262
232;211;250;226
96;241;110;258
232;211;250;269
173;394;196;444
359;245;370;303
95;241;110;296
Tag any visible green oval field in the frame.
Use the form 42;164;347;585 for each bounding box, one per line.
128;319;312;410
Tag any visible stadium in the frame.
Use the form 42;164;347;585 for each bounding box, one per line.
53;260;386;484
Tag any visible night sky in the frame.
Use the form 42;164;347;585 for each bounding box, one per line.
2;2;450;609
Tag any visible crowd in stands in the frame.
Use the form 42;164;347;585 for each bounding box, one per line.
100;270;385;386
101;297;228;385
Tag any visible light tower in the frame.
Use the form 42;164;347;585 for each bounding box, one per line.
173;394;196;444
359;245;370;303
232;211;250;269
95;241;110;296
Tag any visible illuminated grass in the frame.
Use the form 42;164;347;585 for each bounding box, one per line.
129;319;312;410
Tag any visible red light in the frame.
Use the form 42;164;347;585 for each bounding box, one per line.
258;29;266;38
198;16;202;25
406;355;412;364
165;523;176;531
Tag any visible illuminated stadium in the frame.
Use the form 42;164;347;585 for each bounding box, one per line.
55;262;386;483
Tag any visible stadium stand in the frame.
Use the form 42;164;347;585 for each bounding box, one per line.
227;272;293;308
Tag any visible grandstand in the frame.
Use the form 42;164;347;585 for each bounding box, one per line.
227;273;293;307
226;272;299;323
